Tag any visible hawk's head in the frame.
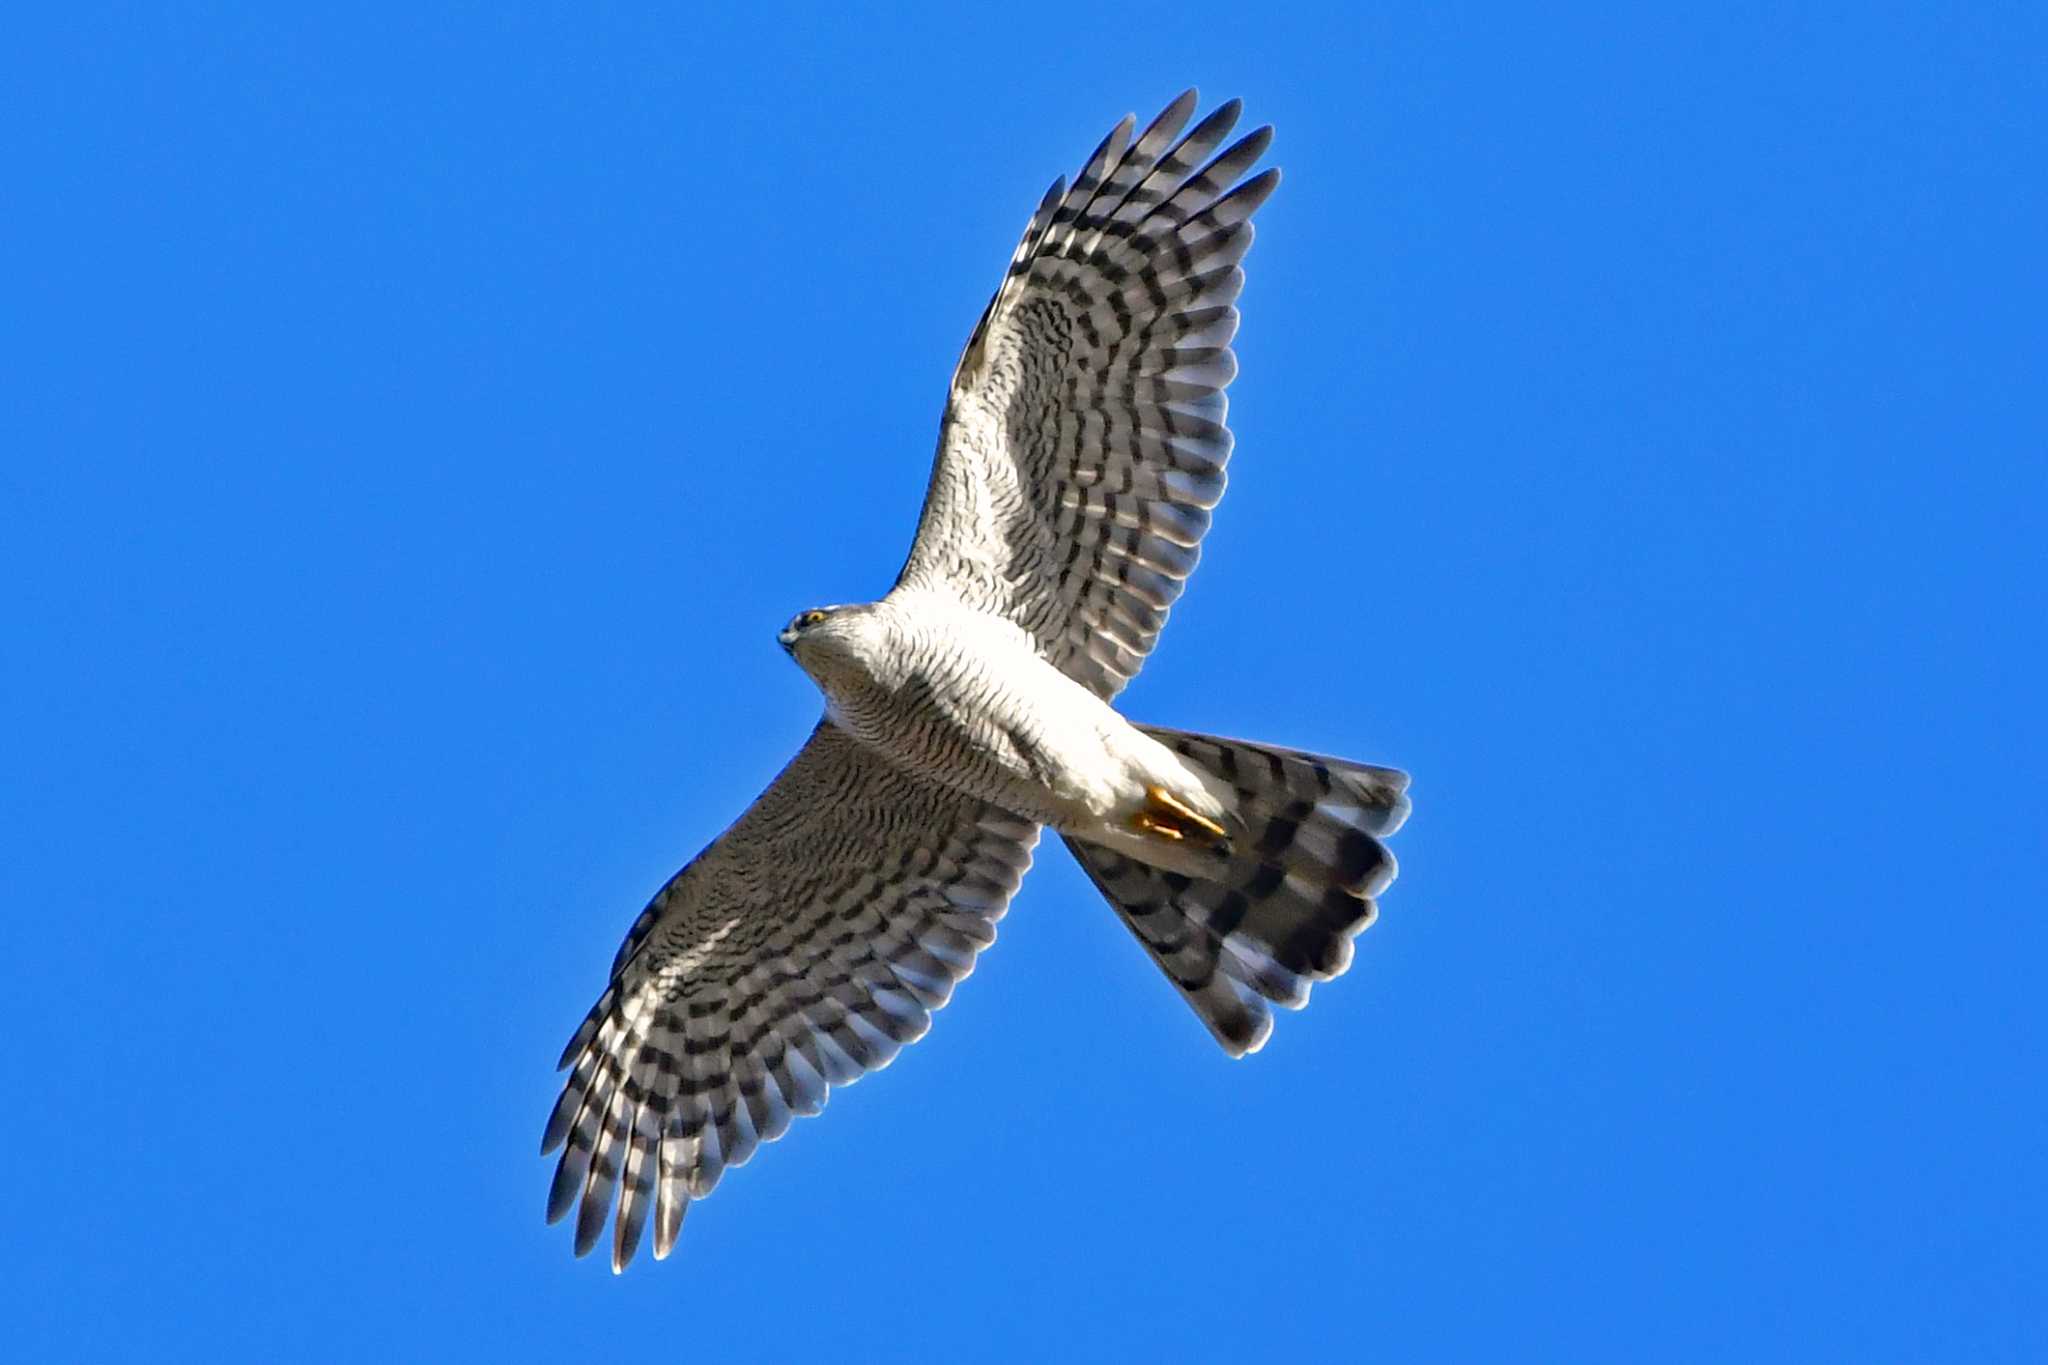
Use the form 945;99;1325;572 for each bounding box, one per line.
778;603;886;707
777;605;840;656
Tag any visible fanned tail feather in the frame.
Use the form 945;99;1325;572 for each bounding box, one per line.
1063;727;1410;1056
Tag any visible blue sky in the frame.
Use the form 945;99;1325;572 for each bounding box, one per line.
5;4;2043;1360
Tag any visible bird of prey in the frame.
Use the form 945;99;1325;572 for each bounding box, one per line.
543;90;1412;1271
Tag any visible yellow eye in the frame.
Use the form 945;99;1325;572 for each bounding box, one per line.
797;609;830;629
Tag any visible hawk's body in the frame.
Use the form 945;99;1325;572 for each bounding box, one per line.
544;92;1412;1271
800;590;1229;859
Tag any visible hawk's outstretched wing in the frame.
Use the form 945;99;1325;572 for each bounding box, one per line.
542;722;1038;1270
895;90;1277;699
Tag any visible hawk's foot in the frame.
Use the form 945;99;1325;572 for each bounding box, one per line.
1129;785;1233;853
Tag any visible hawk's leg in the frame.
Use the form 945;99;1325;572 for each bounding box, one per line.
1129;784;1233;853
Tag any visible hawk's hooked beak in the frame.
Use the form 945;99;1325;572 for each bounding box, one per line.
777;625;799;655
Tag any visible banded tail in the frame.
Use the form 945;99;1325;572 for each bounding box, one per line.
1063;726;1410;1056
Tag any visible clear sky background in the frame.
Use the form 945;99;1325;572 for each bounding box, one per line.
6;5;2043;1361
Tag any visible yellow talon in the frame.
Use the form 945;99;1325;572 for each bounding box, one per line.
1129;785;1231;849
1132;809;1185;841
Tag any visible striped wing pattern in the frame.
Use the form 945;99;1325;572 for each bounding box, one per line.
542;723;1038;1270
897;90;1279;699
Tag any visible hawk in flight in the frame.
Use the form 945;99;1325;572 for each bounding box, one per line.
543;91;1412;1270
